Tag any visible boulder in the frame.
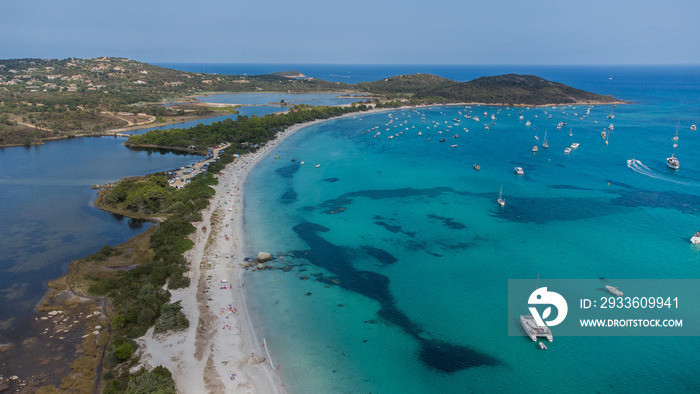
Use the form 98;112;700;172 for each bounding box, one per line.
256;252;272;262
257;263;264;270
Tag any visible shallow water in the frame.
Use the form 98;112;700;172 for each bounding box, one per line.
242;67;700;393
194;92;366;106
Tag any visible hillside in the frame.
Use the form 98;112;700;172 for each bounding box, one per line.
355;74;455;95
0;57;351;146
357;73;618;105
0;57;622;147
418;74;618;105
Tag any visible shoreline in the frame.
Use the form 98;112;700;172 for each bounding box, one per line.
132;108;389;392
0;97;626;149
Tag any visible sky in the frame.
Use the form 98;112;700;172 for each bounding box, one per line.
2;0;699;65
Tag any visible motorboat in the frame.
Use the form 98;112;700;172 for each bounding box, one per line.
570;143;579;149
515;167;524;175
692;125;697;131
691;231;700;244
474;164;481;171
564;147;571;154
605;285;623;297
667;154;679;170
532;146;539;153
521;315;553;342
539;342;547;350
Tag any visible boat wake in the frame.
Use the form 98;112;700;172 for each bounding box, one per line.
626;159;700;186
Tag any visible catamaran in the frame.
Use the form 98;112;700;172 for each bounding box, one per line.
605;285;623;297
521;315;553;342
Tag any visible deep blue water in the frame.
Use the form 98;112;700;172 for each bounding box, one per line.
2;63;699;392
230;65;700;393
0;137;203;337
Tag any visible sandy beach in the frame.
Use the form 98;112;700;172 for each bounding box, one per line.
130;100;628;392
133;113;355;393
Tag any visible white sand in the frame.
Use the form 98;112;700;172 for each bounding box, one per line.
134;112;367;393
130;104;500;392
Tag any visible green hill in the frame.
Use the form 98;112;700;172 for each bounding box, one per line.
418;74;618;105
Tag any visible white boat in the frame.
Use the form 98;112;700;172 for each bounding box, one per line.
605;285;623;297
525;120;531;126
570;143;579;149
515;167;524;175
539;342;547;350
542;131;549;148
608;124;614;131
691;231;700;244
605;134;609;145
601;131;607;139
534;135;539;140
532;146;539;153
564;147;571;154
315;164;321;168
521;315;553;342
607;107;615;119
569;128;573;137
498;185;505;207
673;122;680;141
692;125;697;131
667;154;679;170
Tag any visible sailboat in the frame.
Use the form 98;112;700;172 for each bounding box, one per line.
607;106;615;119
498;185;505;207
672;121;680;141
605;133;609;145
542;131;549;148
521;275;553;342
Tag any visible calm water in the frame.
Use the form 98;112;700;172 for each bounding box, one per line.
0;137;203;337
129;106;286;135
238;66;700;393
194;92;366;107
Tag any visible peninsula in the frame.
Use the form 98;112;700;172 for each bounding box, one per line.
0;57;622;147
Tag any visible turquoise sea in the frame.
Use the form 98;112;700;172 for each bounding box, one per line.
238;66;700;393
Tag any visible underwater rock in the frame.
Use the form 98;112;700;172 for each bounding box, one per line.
257;252;272;262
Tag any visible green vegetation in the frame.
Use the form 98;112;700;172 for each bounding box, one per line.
357;73;619;105
1;57;620;147
123;366;176;394
153;301;189;334
127;103;373;151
